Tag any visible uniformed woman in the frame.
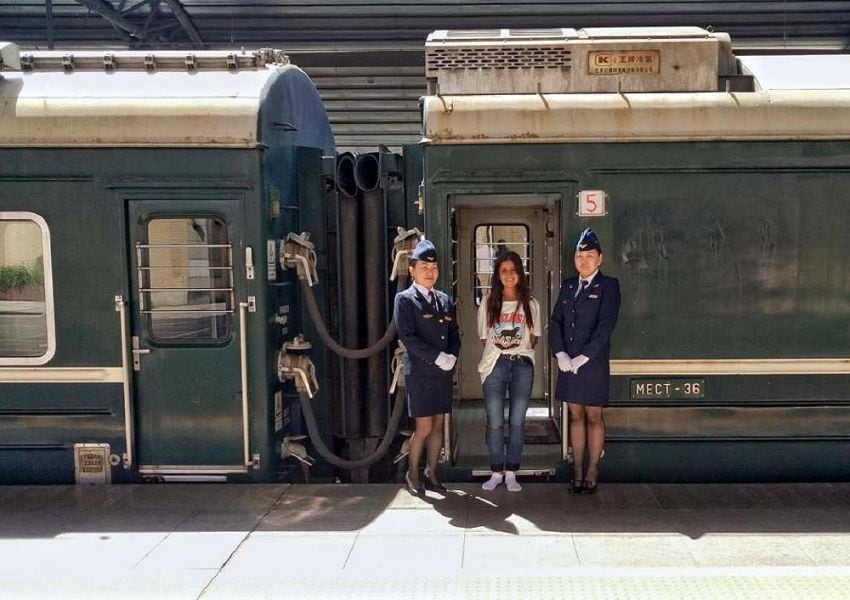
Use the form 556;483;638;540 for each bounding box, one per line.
394;239;460;495
550;228;621;494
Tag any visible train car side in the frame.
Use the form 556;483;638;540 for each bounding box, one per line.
0;52;334;483
420;30;850;481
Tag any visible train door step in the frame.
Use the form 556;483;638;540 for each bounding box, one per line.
470;467;556;478
160;475;228;483
523;411;560;445
450;399;563;475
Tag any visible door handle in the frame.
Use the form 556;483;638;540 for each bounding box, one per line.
131;336;150;371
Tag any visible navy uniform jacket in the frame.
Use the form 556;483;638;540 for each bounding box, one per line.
394;285;461;417
549;272;621;406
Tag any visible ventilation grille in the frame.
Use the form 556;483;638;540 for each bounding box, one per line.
427;46;572;71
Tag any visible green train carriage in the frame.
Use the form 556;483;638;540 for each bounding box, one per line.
0;46;338;483
420;27;850;481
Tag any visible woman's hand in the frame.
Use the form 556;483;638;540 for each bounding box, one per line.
556;352;572;373
570;355;589;373
435;352;457;371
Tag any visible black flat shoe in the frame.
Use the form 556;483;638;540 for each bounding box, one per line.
405;470;425;496
579;480;598;494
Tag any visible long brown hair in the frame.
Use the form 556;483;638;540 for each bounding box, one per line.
486;251;534;329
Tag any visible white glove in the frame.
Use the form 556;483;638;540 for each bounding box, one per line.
435;352;457;371
556;352;572;373
571;354;589;373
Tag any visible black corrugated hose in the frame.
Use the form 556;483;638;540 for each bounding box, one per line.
295;272;409;467
299;276;406;359
297;378;407;469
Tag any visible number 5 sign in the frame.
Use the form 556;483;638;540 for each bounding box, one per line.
578;190;607;217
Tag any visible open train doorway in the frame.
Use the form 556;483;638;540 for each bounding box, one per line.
449;195;562;476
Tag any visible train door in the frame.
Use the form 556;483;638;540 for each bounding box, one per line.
451;196;562;475
127;200;248;476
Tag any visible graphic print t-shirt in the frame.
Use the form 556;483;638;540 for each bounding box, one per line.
477;296;542;383
493;304;526;350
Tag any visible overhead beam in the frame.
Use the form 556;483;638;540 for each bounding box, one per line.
74;0;142;38
73;0;204;48
162;0;203;47
45;0;54;49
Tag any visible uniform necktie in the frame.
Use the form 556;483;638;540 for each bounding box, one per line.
429;291;439;313
575;279;588;298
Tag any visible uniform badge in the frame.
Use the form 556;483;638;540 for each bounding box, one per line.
423;314;434;319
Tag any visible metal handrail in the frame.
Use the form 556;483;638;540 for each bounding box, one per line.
139;266;233;271
114;296;134;468
239;301;251;467
137;243;232;249
140;309;234;314
140;287;234;292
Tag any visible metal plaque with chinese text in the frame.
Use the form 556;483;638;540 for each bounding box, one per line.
73;443;111;484
589;50;660;75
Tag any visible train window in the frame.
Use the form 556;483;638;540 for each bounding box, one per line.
473;224;531;305
139;217;233;343
0;212;56;365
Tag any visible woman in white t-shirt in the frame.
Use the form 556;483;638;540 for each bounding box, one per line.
477;251;542;492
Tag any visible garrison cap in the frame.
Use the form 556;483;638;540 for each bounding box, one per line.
575;228;602;253
411;239;438;263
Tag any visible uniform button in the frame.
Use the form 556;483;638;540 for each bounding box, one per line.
569;337;574;341
571;323;575;327
441;335;445;339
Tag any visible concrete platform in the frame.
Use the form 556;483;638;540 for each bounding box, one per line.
2;482;850;598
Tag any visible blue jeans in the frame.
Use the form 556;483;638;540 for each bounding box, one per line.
482;354;534;472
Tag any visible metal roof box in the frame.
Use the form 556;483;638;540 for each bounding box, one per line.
0;42;21;71
426;27;737;94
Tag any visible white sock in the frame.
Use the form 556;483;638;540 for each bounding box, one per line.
504;470;522;492
482;472;503;491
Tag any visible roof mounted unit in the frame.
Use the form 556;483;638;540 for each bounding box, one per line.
426;27;749;94
0;42;21;71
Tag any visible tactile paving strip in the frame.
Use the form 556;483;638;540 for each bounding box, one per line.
205;568;850;599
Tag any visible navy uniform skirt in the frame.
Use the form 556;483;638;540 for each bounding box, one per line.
558;358;610;407
406;370;453;417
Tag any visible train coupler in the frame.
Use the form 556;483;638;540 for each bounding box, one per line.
280;232;319;286
392;430;413;465
389;227;422;281
388;342;406;395
277;335;320;398
281;435;315;467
